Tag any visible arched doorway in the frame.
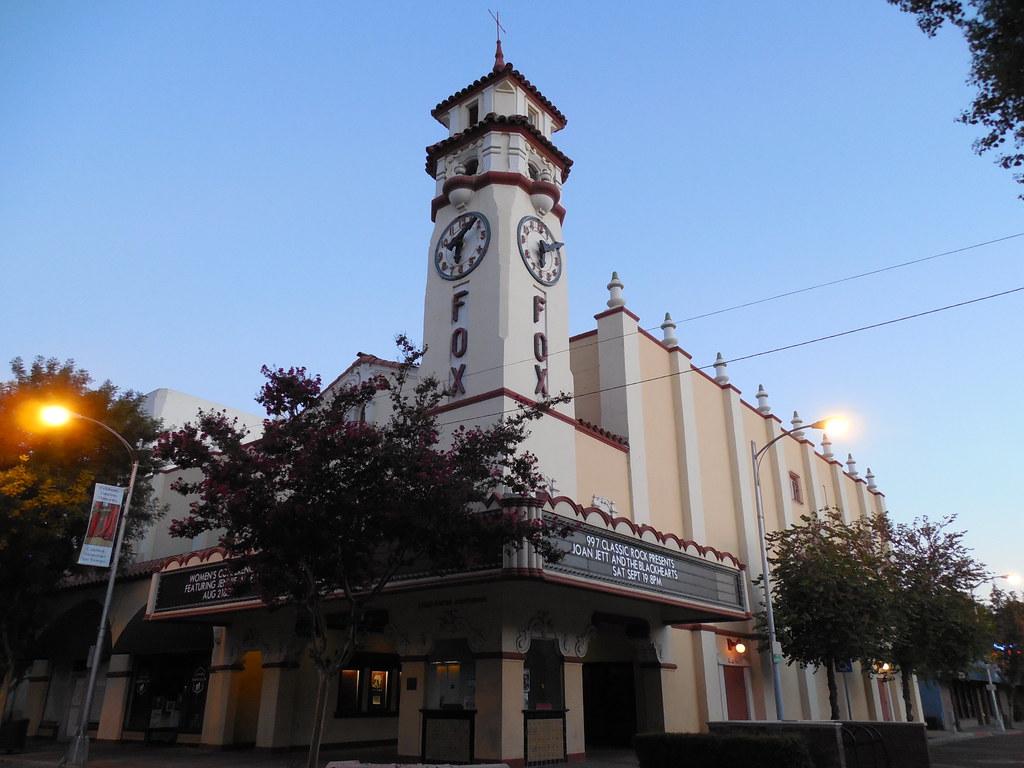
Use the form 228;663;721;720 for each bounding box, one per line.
113;609;214;741
34;600;106;739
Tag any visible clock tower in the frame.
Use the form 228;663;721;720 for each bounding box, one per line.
422;43;577;498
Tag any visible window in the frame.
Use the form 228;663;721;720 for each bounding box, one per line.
463;158;479;175
427;638;476;710
528;107;539;126
524;639;563;710
789;472;803;504
467;102;479;126
335;653;400;717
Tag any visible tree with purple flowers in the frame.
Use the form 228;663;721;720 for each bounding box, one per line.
153;338;574;768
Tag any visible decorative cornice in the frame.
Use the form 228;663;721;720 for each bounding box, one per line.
426;114;572;180
431;171;567;223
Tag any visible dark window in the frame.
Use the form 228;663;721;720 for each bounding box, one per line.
463;158;479;175
789;472;803;504
525;639;564;710
467;102;479;125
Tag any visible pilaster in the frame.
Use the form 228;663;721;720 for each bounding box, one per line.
669;351;706;541
596;306;650;524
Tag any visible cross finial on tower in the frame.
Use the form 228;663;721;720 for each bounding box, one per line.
489;9;507;70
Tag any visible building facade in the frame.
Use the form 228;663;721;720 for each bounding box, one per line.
11;47;918;764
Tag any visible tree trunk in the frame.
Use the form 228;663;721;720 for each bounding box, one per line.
0;663;13;725
306;664;330;768
901;668;915;721
826;661;841;719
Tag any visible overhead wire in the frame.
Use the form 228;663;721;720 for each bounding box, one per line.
440;231;1024;391
433;284;1024;428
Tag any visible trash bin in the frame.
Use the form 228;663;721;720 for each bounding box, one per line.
0;718;29;754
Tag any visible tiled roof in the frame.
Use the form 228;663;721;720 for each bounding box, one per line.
425;113;573;179
324;352;404;393
431;63;567;128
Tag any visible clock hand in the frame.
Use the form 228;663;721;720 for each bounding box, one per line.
448;219;476;264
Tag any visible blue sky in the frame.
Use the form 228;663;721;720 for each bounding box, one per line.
2;1;1021;581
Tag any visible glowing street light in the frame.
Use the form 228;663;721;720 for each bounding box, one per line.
752;416;845;721
39;406;139;768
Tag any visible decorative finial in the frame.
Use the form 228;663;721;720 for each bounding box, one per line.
607;272;625;308
756;385;770;415
791;411;805;440
661;313;678;347
821;433;834;460
846;453;859;478
489;10;507;70
714;353;729;385
866;468;877;491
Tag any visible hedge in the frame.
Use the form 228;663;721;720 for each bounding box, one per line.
633;731;814;768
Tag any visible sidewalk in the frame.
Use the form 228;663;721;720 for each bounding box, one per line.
1;730;1019;768
0;741;640;768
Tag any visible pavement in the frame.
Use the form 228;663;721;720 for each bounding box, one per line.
0;729;1019;768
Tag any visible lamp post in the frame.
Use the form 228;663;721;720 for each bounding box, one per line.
974;572;1019;732
752;416;844;721
40;407;139;768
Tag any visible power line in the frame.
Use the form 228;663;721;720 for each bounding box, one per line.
434;285;1024;427
675;231;1024;323
442;231;1024;390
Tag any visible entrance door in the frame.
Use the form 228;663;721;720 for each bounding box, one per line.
582;663;637;747
723;666;750;720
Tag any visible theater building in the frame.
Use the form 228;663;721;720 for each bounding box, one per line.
12;46;916;764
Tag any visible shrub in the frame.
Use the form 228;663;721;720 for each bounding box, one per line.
633;731;814;768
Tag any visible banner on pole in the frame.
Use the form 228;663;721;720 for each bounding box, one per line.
78;483;125;567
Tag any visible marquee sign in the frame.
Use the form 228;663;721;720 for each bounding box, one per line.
151;563;258;615
545;518;746;613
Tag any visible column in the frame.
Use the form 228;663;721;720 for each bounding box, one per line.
397;657;425;761
474;653;525;763
96;653;132;742
201;662;243;747
563;657;584;761
22;660;50;736
256;661;298;749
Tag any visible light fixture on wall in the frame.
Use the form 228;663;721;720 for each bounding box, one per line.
727;639;747;654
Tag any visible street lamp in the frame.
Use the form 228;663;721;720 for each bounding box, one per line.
752;416;845;721
974;572;1020;732
40;406;139;768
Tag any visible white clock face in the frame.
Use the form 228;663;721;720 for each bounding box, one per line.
517;216;563;285
434;212;490;280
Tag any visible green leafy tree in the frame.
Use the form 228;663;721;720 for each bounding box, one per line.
885;515;989;721
890;0;1024;193
153;339;576;768
762;507;893;719
990;587;1024;722
0;357;163;723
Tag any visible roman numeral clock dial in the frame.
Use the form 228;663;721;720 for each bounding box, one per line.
434;212;490;280
517;215;563;285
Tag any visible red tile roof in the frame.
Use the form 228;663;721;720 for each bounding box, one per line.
431;63;567;129
425;113;573;179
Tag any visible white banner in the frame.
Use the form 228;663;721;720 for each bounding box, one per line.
77;483;125;567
